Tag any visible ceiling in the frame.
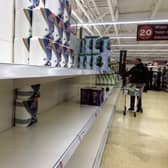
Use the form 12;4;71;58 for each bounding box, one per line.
71;0;168;62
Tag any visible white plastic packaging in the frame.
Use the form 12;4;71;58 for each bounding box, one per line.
29;37;52;66
14;38;30;65
15;8;32;38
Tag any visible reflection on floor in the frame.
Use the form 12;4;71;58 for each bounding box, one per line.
100;91;168;168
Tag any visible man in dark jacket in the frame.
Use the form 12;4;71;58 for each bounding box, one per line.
126;58;148;112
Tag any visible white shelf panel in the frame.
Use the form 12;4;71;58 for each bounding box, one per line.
65;88;121;168
0;101;100;168
0;64;98;80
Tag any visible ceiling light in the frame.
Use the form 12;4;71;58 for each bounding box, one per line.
71;19;168;27
112;52;168;57
71;10;93;35
111;44;168;47
112;53;168;55
111;49;168;52
110;36;136;39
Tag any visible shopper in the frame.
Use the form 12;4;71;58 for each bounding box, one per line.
125;58;148;112
157;68;161;90
149;68;153;90
162;67;167;88
143;64;149;92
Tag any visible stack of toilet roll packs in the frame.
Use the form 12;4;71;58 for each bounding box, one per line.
14;8;32;64
14;0;74;68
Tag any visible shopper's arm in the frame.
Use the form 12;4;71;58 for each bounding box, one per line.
125;67;134;77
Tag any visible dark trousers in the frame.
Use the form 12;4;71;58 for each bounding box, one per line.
130;96;142;110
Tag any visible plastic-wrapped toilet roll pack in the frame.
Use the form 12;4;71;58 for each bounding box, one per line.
29;37;52;66
14;38;30;65
15;8;32;38
53;16;64;43
16;0;45;9
64;0;72;23
32;8;54;38
62;21;71;46
69;49;74;68
52;42;62;67
45;0;64;16
62;46;70;68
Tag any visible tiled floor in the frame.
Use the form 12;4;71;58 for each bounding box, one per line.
100;91;168;168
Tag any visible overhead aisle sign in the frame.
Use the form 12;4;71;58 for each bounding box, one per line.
137;24;168;41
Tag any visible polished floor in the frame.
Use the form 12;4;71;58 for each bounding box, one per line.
100;91;168;168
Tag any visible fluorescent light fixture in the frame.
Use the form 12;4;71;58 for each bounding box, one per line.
110;36;136;39
75;1;101;36
71;19;168;27
71;10;93;35
112;53;168;55
111;44;168;47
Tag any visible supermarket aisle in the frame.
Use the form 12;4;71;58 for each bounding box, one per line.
100;91;168;168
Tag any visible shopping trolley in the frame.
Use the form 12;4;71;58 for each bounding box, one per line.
123;83;145;117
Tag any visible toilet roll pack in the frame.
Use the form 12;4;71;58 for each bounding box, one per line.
29;37;52;66
69;49;75;68
52;42;62;67
14;38;30;65
61;46;70;67
62;21;71;46
45;0;65;16
32;8;55;38
64;0;72;23
15;8;32;38
16;0;45;9
53;16;64;43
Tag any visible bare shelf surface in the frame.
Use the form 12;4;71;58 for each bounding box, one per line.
65;88;121;168
0;64;98;80
0;101;99;168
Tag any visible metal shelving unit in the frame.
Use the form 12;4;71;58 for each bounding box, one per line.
66;87;121;168
0;86;121;168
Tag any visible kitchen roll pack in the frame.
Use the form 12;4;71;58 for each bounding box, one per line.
15;84;40;127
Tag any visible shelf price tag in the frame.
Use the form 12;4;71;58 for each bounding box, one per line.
137;24;168;41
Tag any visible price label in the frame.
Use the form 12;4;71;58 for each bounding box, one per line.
137;25;153;40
